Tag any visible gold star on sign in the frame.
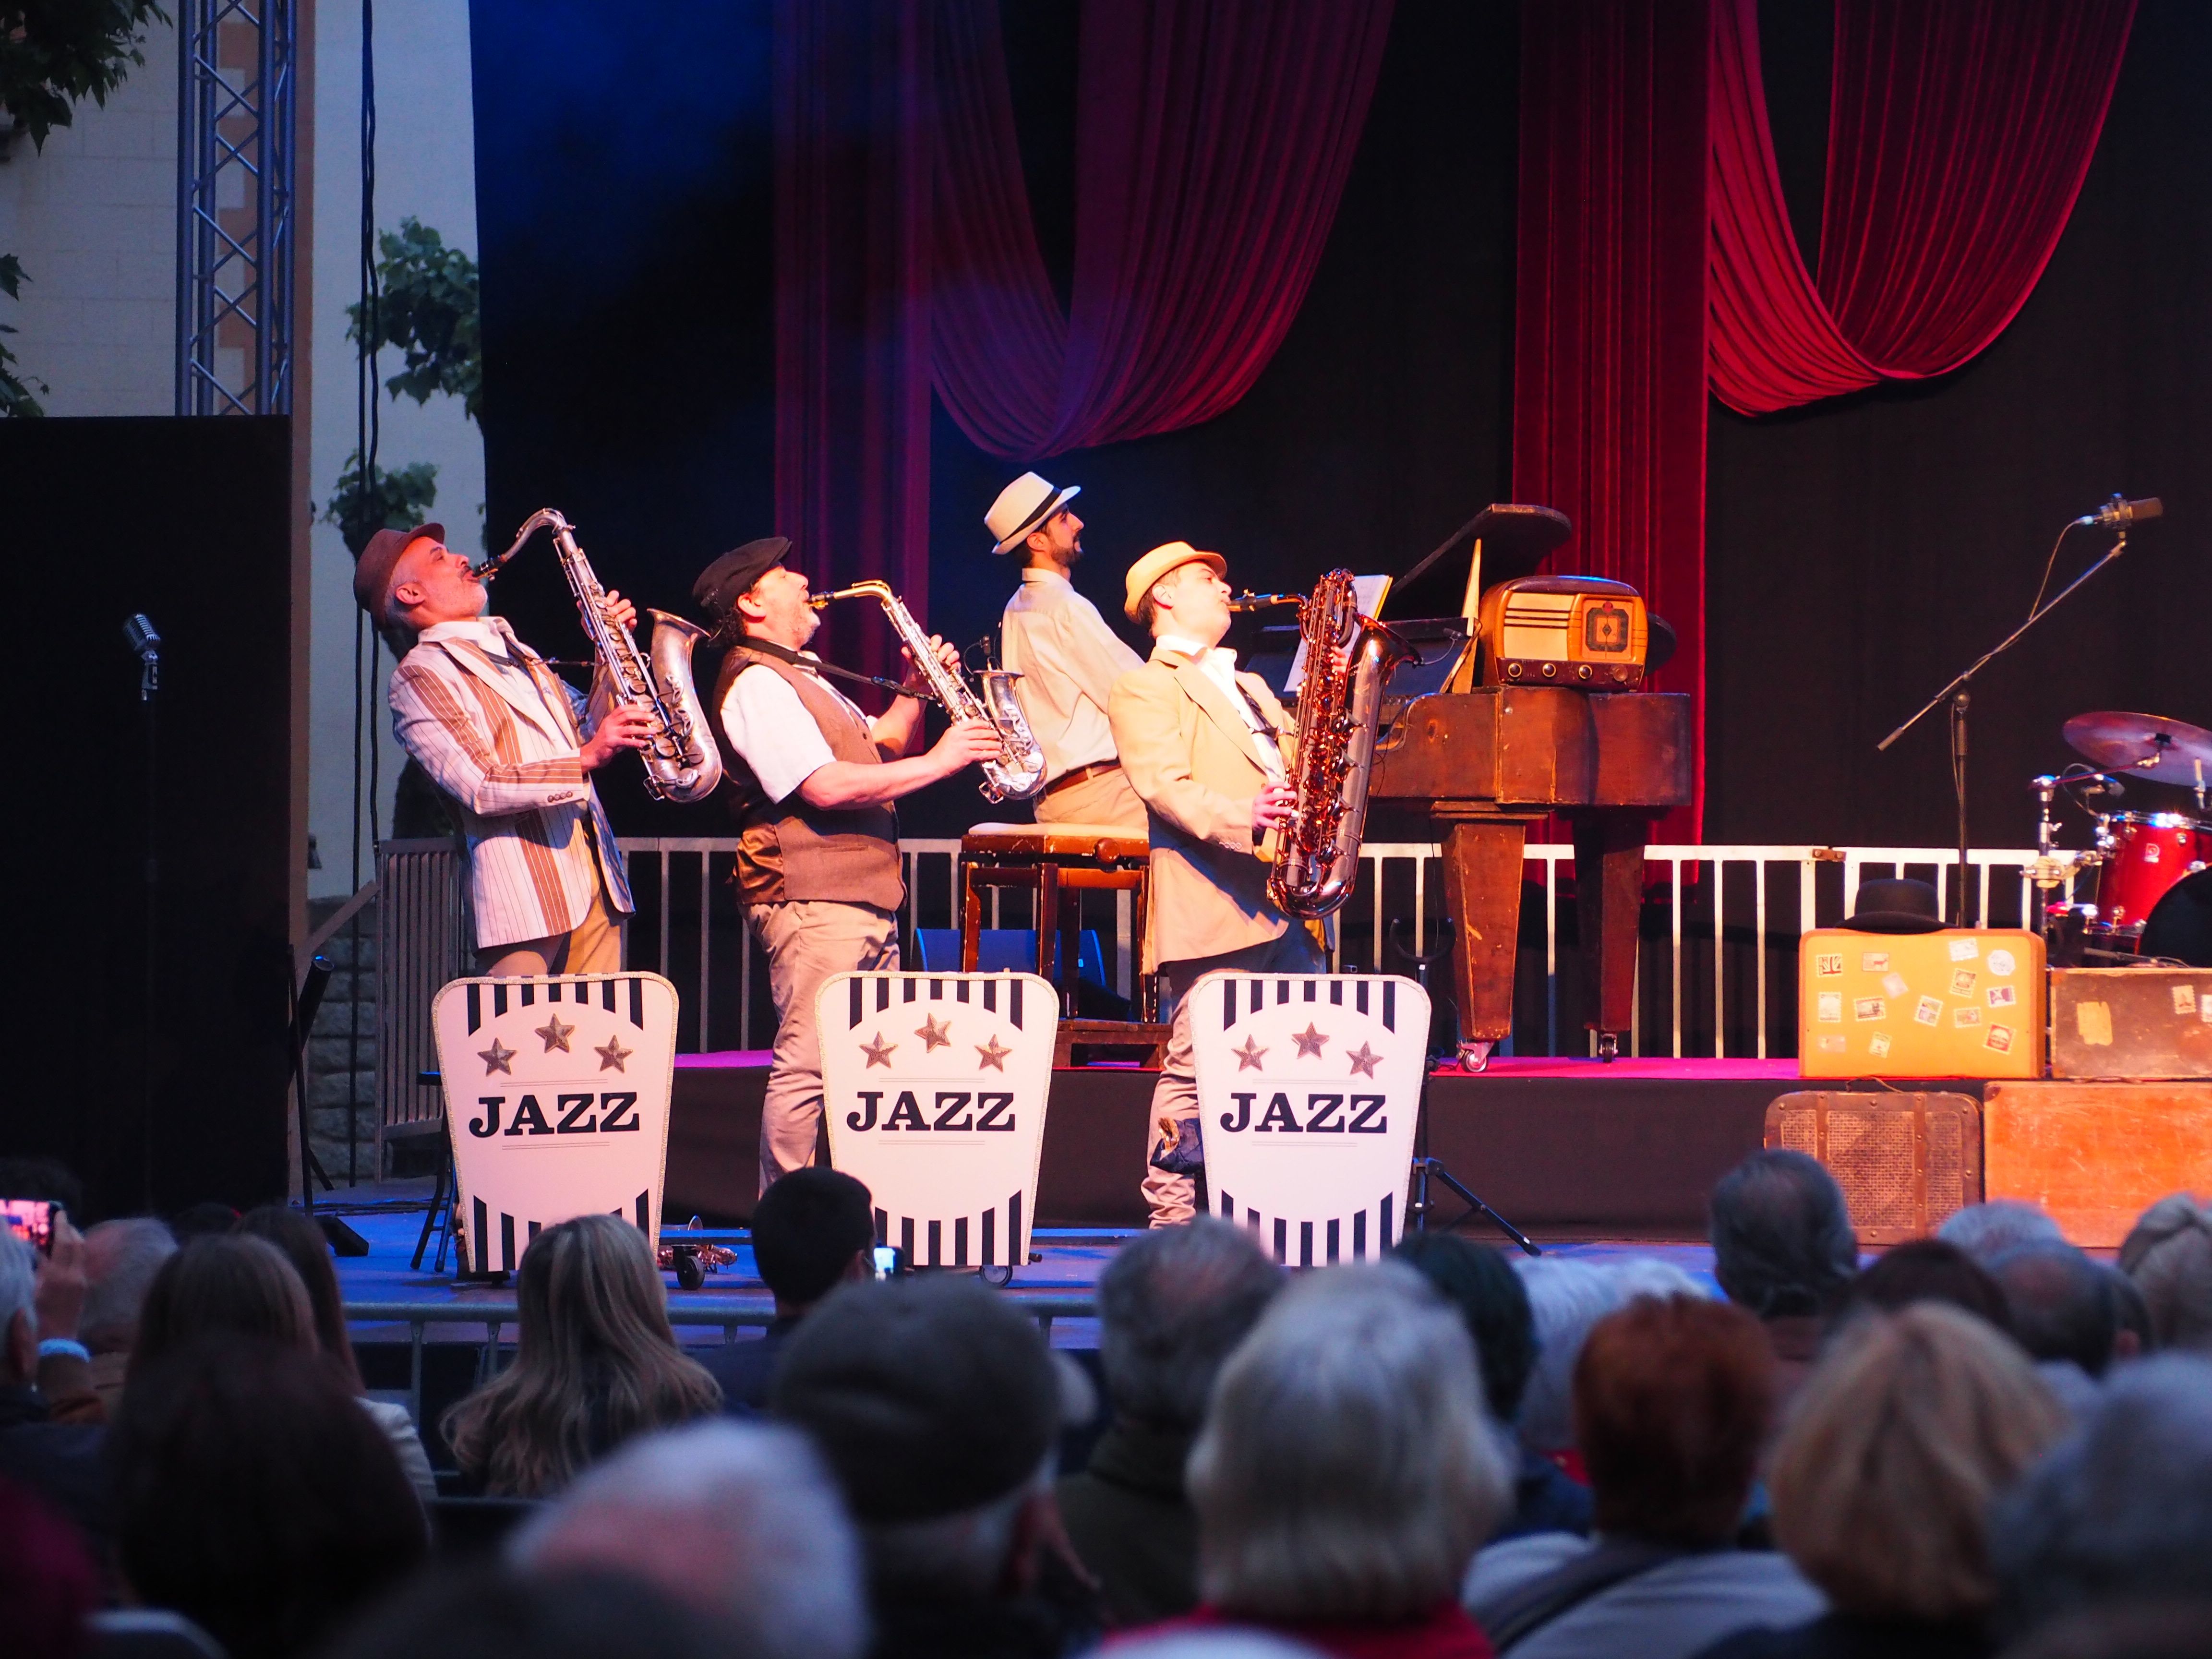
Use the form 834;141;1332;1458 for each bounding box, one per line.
914;1014;952;1052
595;1035;632;1072
1346;1042;1382;1078
534;1013;576;1053
1291;1022;1330;1058
1232;1035;1267;1071
860;1033;897;1068
478;1037;516;1076
975;1034;1012;1072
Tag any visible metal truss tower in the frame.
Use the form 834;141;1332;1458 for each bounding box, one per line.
175;0;299;415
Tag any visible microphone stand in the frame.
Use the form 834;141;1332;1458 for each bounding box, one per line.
1878;526;2130;926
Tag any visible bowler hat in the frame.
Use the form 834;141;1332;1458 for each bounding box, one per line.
352;521;446;617
692;537;793;622
1123;540;1226;621
1844;878;1946;934
986;472;1081;555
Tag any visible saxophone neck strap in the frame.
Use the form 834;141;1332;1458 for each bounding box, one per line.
726;635;918;699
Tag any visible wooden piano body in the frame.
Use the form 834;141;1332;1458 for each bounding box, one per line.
1369;685;1694;1058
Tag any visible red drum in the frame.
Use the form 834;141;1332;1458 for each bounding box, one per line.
2093;813;2212;932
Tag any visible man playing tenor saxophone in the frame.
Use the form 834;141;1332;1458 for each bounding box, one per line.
358;521;653;978
1108;541;1319;1226
694;536;1001;1193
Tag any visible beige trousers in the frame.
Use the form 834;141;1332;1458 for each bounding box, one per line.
477;888;625;978
749;898;901;1194
1034;764;1147;831
1141;926;1327;1226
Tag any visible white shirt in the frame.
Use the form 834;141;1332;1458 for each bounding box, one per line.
1001;569;1145;781
1156;635;1286;783
718;658;875;804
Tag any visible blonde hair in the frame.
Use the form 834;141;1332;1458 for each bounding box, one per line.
443;1214;721;1497
1771;1302;2068;1621
1188;1263;1510;1623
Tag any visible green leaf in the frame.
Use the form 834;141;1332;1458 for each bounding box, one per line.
0;253;44;416
343;216;482;423
319;451;440;557
0;2;169;151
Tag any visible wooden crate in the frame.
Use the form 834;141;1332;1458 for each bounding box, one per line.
1984;1081;2212;1247
1765;1091;1983;1243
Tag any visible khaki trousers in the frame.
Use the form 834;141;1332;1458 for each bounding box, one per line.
477;888;625;978
749;899;901;1194
1141;926;1327;1226
1034;764;1147;831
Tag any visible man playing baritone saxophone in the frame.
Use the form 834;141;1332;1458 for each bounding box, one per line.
694;537;1001;1193
1108;542;1318;1226
359;521;653;978
987;471;1147;830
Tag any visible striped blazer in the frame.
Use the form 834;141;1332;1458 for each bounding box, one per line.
387;619;633;950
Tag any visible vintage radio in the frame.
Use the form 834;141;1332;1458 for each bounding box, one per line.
1797;928;2047;1079
1476;576;1649;688
2051;967;2212;1078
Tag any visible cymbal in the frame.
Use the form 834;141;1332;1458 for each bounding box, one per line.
2063;710;2212;786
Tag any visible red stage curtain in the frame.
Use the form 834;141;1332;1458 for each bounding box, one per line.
771;0;932;681
931;0;1395;459
1711;0;2136;416
1513;0;1714;839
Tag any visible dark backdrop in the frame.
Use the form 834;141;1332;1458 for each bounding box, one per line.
5;419;297;1217
469;0;2208;851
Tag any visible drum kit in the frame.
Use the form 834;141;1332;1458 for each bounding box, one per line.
2032;711;2212;967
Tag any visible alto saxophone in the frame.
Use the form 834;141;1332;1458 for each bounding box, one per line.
1267;569;1414;919
477;509;723;805
810;579;1046;803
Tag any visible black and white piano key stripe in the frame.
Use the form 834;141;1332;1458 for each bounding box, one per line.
470;1190;652;1274
1214;1190;1399;1265
845;975;1026;1030
1218;976;1394;1033
871;1193;1027;1268
466;976;649;1034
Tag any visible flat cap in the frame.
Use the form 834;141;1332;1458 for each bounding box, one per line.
692;537;793;621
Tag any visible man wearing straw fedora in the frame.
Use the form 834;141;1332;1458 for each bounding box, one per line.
988;472;1148;830
1109;541;1316;1226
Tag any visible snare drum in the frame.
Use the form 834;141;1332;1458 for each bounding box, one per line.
2092;812;2212;932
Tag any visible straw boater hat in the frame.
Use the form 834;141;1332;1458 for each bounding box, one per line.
351;521;447;617
986;472;1081;555
1122;540;1226;621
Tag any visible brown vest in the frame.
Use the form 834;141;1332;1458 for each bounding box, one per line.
710;645;905;911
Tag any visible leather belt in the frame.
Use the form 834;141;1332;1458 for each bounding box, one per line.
1042;760;1122;797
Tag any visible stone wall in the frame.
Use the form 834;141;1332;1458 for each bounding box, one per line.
305;894;379;1185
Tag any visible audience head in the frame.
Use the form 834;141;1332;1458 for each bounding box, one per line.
1394;1233;1536;1425
2103;1264;2154;1362
1940;1199;2066;1265
2118;1194;2212;1353
1574;1293;1775;1548
2002;1599;2212;1659
1098;1217;1282;1433
0;1474;99;1659
443;1214;721;1497
511;1420;866;1659
1990;1243;2119;1377
168;1201;244;1243
0;1227;36;1382
1839;1237;2014;1333
320;1565;726;1659
1992;1354;2212;1636
79;1217;178;1357
773;1274;1061;1597
1708;1149;1859;1319
1771;1303;2068;1623
130;1233;317;1381
108;1338;425;1659
751;1168;877;1311
1188;1262;1510;1623
237;1206;363;1389
1513;1255;1702;1455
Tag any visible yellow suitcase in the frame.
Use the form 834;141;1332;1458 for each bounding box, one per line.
1798;928;2046;1079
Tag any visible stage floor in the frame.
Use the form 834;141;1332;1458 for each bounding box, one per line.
663;1052;1978;1237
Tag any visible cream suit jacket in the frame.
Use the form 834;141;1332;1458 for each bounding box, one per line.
1109;644;1300;971
387;623;633;951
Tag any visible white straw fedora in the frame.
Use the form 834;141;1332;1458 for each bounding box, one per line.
1122;541;1226;621
986;471;1082;555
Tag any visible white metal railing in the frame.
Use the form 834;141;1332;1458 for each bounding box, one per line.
382;838;2084;1091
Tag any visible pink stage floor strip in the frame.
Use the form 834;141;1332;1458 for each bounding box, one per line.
677;1049;1799;1081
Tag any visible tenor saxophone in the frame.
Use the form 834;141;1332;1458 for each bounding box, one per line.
810;579;1046;803
1267;570;1413;919
477;509;723;805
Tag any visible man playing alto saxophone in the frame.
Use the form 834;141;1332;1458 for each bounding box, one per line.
1108;541;1318;1226
693;536;1000;1193
358;521;654;978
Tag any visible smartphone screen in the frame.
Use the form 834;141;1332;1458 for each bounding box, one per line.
0;1200;58;1254
870;1244;904;1281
